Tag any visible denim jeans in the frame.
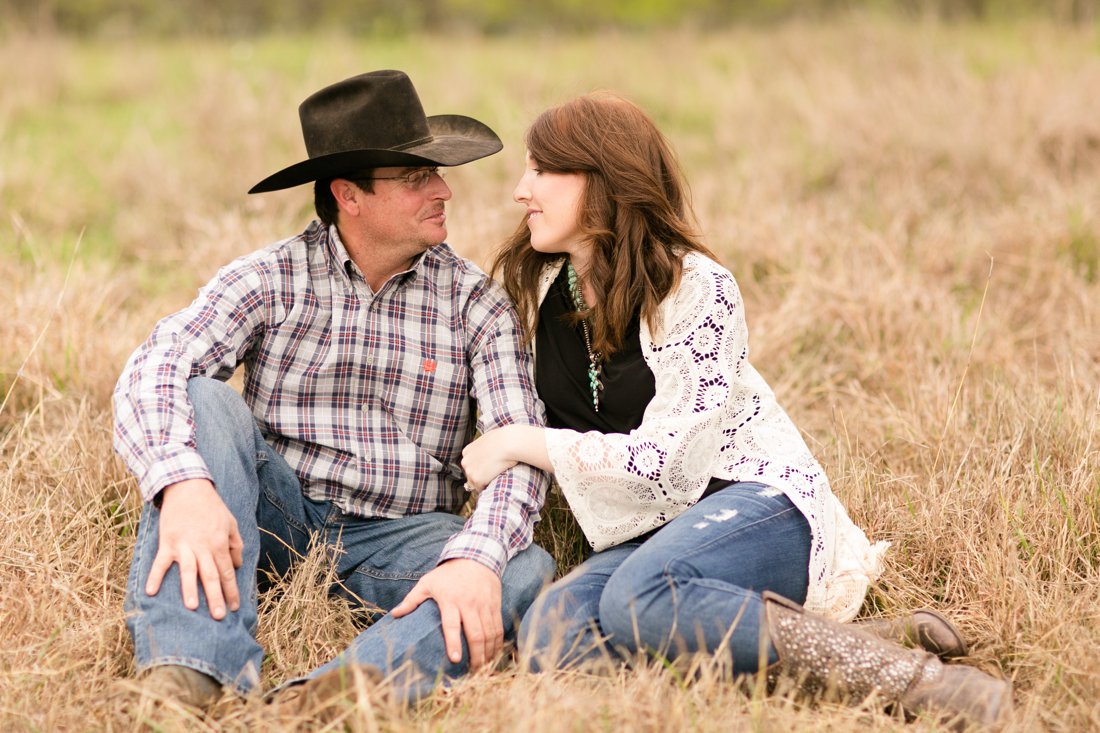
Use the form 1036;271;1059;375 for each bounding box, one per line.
125;377;554;702
519;482;811;674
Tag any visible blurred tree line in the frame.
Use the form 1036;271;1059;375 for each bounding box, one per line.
2;0;1096;35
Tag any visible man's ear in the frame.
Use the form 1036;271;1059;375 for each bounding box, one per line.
331;179;362;218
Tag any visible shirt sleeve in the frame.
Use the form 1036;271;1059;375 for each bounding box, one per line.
112;257;275;503
543;257;752;550
438;278;550;576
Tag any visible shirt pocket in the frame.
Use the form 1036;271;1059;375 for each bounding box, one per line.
379;350;469;469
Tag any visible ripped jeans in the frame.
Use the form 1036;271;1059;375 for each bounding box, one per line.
519;481;811;673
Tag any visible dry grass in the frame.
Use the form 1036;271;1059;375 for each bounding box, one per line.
2;17;1098;731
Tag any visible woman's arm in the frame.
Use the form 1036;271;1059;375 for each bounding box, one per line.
461;425;552;490
541;257;752;548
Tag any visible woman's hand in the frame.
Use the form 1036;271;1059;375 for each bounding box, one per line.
461;426;522;491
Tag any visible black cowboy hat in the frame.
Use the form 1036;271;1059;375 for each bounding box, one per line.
248;70;502;194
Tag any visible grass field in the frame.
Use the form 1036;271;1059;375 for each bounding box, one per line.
2;17;1098;731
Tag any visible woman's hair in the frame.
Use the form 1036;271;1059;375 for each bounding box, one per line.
491;93;715;356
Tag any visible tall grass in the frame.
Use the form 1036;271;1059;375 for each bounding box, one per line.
1;18;1098;731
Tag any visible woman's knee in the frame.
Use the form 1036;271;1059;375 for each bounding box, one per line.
598;562;672;646
519;577;604;671
517;584;562;661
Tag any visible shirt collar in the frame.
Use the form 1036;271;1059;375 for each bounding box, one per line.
324;222;432;289
323;224;360;283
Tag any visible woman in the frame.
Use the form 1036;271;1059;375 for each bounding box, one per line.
460;94;1010;727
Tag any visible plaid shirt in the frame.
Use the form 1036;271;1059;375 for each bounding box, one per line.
113;221;548;575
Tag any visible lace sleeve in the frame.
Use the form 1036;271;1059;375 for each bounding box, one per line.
544;256;751;549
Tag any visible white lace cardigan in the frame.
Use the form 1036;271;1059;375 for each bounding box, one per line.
534;253;888;621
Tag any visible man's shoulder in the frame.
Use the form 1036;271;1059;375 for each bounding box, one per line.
422;245;520;327
425;242;483;275
423;243;495;292
216;224;317;281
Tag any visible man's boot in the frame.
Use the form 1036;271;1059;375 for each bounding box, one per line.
855;609;969;660
141;664;223;712
269;664;383;722
763;591;1012;730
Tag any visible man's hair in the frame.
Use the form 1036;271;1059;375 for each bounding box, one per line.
314;172;375;228
490;93;716;357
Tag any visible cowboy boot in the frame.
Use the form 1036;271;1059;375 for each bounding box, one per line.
855;609;969;660
763;591;1012;730
268;664;383;723
140;664;223;712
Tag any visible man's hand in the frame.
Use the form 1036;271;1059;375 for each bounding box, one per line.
146;478;244;621
390;558;503;671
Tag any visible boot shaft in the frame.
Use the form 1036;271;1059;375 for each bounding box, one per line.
762;591;1013;730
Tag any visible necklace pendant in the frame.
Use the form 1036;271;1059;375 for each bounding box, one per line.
570;260;603;412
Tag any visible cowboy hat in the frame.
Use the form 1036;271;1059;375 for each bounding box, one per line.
248;69;502;193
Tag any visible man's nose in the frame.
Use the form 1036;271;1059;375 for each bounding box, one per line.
432;173;452;200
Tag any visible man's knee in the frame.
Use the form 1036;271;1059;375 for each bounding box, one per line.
187;377;254;436
507;543;555;589
501;543;555;617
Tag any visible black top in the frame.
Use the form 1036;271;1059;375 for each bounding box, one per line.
535;265;655;433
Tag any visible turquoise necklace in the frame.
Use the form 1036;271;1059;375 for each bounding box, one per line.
566;260;603;412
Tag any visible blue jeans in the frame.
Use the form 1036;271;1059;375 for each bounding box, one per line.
125;378;554;702
519;482;810;673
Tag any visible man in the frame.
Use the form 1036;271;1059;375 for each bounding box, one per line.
114;70;554;710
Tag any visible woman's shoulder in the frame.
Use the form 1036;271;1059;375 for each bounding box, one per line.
679;250;736;285
643;251;742;346
666;251;741;312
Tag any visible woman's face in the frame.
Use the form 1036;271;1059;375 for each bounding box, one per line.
513;151;588;256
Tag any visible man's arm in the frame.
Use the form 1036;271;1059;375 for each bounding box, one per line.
391;278;549;669
113;260;274;501
439;288;549;572
114;257;275;618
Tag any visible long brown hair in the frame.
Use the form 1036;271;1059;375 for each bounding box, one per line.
491;93;716;356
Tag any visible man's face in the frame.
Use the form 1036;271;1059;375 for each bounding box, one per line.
352;166;452;255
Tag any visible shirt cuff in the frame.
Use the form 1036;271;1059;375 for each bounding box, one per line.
138;449;213;503
438;531;509;578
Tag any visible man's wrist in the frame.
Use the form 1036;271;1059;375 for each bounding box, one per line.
438;535;507;578
155;477;215;509
140;450;213;504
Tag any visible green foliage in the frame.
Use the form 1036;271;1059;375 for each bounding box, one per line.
2;0;1097;36
1060;207;1099;283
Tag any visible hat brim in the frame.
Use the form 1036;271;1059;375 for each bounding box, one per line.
248;115;502;194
